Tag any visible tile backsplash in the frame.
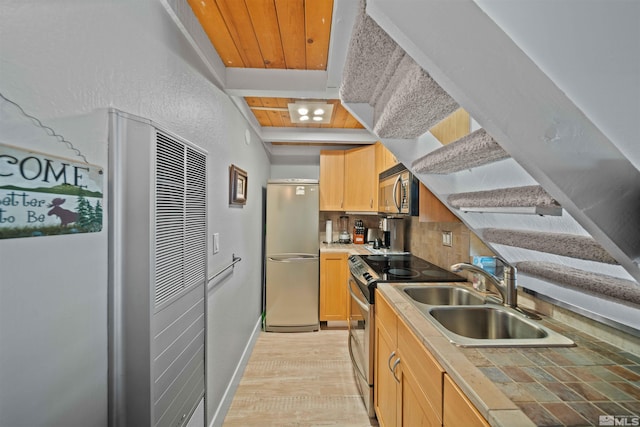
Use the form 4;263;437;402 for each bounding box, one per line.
407;217;494;271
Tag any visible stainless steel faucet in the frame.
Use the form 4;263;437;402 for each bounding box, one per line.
450;258;540;319
450;257;517;308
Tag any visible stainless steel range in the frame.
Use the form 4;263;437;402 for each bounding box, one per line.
347;254;465;417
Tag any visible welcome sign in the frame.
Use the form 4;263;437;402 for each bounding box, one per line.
0;143;104;239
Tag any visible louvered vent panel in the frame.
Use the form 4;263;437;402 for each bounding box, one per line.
184;148;207;288
111;111;207;426
155;132;186;306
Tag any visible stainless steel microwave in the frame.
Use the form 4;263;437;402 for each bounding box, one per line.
378;164;419;216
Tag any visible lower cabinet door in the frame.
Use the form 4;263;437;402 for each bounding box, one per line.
397;316;443;427
319;253;348;321
374;292;399;427
443;374;490;427
400;363;441;427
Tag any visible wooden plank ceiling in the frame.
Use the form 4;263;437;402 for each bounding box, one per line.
246;97;363;128
188;0;364;130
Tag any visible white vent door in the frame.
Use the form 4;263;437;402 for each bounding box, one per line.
184;147;207;289
152;131;207;427
155;132;187;307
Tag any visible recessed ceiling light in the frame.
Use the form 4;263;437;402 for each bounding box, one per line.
288;102;334;124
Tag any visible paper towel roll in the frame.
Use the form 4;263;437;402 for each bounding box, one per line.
325;220;332;243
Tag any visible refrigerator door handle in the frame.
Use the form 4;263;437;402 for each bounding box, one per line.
267;254;319;263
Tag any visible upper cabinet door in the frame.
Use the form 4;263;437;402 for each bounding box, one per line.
344;145;377;212
319;150;345;211
376;142;399;175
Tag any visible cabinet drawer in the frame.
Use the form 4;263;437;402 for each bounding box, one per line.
443;374;490;427
398;317;444;422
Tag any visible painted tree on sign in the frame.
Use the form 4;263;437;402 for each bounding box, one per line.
76;192;103;232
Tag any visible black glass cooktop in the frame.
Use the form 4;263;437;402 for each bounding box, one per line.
348;254;467;304
360;254;466;283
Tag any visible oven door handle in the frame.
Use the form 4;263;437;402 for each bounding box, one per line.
348;333;368;383
348;277;370;314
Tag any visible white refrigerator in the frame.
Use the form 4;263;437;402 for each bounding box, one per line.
265;179;320;332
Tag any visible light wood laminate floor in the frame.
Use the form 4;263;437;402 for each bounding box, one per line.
223;328;378;426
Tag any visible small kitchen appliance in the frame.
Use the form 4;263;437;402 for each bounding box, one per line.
380;217;405;252
338;215;350;243
378;164;420;216
365;227;379;243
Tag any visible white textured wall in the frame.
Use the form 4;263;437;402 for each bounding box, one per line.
0;1;269;426
270;164;320;180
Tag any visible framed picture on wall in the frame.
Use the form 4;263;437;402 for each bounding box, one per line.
229;164;248;206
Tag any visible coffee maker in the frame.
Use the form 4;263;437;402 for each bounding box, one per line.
380;217;405;252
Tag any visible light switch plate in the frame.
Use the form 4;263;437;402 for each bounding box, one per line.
213;233;220;254
442;231;452;247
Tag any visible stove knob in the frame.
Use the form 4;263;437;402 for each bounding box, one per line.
363;272;372;281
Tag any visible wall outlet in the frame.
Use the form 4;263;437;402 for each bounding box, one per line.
442;231;453;247
213;233;220;254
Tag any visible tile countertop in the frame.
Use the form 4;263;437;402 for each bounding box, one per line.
377;283;640;427
320;242;372;255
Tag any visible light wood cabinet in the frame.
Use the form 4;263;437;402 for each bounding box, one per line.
443;374;490;427
376;142;398;175
376;290;487;427
398;315;443;427
375;291;443;427
344;145;377;212
419;183;460;223
319;150;345;211
319;252;348;321
320;144;379;212
374;290;399;427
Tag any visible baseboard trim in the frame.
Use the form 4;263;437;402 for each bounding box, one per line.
208;316;262;427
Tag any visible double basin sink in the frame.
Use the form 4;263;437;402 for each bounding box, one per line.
400;285;574;347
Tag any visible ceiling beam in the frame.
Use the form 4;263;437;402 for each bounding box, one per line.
261;127;377;144
225;69;339;98
266;143;362;165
